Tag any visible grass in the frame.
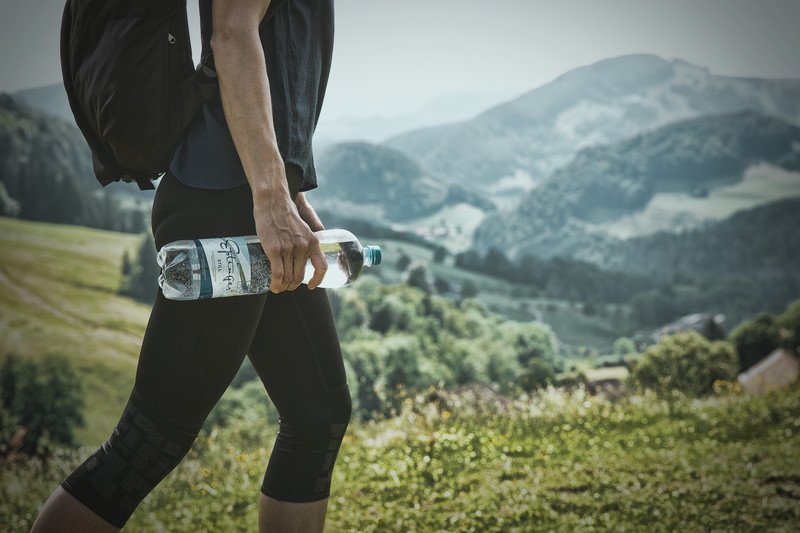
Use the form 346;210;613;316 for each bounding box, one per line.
2;384;799;531
0;216;147;445
1;216;799;530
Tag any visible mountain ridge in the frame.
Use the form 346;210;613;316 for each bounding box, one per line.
385;54;800;205
314;141;495;221
472;110;800;263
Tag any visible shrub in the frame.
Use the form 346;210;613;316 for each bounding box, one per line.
777;299;800;353
613;337;637;356
203;380;278;433
519;358;556;391
0;354;84;456
501;322;559;367
629;331;738;397
729;312;780;371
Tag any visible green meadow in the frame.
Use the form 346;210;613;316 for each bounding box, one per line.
1;216;799;531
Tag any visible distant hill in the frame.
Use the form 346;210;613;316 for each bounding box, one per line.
473;111;800;262
386;54;800;205
0;94;148;233
596;197;800;282
314;141;494;222
14;84;75;125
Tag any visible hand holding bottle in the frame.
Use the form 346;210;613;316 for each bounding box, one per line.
252;194;328;292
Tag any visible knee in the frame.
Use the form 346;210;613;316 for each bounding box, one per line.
262;384;353;502
324;383;353;437
327;383;353;430
60;388;198;528
277;383;353;448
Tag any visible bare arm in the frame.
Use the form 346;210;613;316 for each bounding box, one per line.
211;0;326;291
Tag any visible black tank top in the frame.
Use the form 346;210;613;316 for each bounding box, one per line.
169;0;334;192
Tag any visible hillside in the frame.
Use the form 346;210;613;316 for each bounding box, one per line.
0;217;147;445
596;197;800;281
386;54;800;206
13;84;75;125
315;141;494;221
0;94;150;232
473;111;800;261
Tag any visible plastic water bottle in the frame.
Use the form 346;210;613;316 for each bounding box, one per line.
156;228;382;300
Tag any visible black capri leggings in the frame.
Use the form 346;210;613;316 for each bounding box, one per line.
60;170;352;528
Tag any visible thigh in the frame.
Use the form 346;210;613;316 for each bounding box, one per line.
134;290;268;429
134;172;269;429
246;285;348;419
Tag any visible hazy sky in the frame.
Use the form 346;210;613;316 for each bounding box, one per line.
1;0;798;120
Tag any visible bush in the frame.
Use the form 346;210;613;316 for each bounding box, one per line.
519;358;556;391
629;331;738;397
613;337;637;356
729;312;780;371
203;380;278;433
0;354;84;456
502;322;559;367
777;299;800;353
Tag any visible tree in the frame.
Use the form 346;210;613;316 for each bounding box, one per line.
396;252;412;271
121;249;132;277
629;331;738;397
368;294;413;334
0;354;84;456
334;291;370;336
120;231;160;304
505;322;558;367
729;312;780;372
777;299;800;353
405;263;432;293
460;279;479;299
433;275;451;295
613;337;637;356
432;246;447;264
343;338;386;420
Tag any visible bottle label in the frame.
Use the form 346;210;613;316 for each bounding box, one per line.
195;237;252;298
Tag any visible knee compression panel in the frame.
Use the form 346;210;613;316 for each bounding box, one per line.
61;388;197;528
261;383;352;502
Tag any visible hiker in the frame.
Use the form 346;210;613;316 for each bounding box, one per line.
32;0;350;531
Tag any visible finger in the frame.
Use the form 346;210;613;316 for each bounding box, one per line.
300;203;325;232
307;211;324;232
289;248;307;291
267;247;284;293
278;251;292;292
308;244;328;290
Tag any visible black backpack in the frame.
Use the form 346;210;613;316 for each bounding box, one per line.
60;0;219;190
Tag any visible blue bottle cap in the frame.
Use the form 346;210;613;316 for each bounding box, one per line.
366;245;381;266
